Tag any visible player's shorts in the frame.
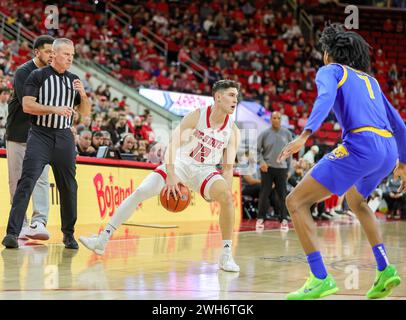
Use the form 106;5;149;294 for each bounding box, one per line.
311;130;398;198
153;159;224;201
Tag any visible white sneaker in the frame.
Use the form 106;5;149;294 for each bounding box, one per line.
25;222;50;240
256;218;264;229
219;253;240;272
280;219;289;232
18;226;30;240
79;234;108;255
329;210;340;218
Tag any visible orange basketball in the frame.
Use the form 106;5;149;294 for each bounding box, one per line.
160;184;191;212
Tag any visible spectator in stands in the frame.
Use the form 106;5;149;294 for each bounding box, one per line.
383;174;405;219
297;111;308;129
91;131;103;154
91;115;103;132
93;95;109;113
141;111;156;144
102;111;120;144
248;70;262;90
82;72;94;93
115;112;132;140
241;151;261;200
395;20;404;33
388;64;398;82
117;133;137;155
302;145;320;167
135;140;148;162
288;159;305;191
133;116;144;140
76;130;96;157
383;18;394;32
0;87;11;145
80;115;92;131
282;18;302;39
101;130;112;147
279;107;294;130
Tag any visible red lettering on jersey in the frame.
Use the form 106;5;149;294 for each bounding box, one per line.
193;129;225;151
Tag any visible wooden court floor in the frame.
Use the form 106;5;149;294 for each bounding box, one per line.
0;217;405;300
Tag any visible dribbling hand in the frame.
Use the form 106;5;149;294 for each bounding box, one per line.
277;136;307;163
163;174;183;201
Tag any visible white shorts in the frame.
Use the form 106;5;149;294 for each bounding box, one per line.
153;160;224;201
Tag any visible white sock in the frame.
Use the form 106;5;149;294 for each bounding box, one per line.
104;172;165;236
223;240;232;254
102;224;116;240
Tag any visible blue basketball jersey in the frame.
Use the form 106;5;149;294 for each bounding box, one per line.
305;63;406;163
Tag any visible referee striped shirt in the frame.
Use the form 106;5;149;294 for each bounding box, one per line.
23;65;81;129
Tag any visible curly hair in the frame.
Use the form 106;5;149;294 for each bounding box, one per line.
319;23;371;73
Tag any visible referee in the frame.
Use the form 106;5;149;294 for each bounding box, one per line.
2;38;91;249
6;35;54;240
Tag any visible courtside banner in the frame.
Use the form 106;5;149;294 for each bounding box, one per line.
0;154;242;227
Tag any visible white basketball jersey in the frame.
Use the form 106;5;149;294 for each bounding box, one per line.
177;106;234;166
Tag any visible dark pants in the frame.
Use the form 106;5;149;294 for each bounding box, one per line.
383;192;406;214
6;125;78;237
242;184;261;198
258;167;288;222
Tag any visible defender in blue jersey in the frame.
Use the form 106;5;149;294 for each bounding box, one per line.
278;23;406;300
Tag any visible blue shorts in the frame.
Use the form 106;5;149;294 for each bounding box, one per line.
311;131;398;198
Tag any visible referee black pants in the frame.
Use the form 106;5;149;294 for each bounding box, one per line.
6;125;77;237
257;167;288;222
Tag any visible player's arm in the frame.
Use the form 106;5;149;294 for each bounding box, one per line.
22;71;73;117
278;65;338;162
163;109;200;199
382;93;406;192
222;123;240;190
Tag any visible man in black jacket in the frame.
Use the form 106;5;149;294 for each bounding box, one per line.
3;38;91;249
5;35;54;241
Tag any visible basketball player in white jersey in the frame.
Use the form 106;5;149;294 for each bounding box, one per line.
79;80;241;272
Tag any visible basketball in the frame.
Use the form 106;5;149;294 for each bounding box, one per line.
160;184;191;212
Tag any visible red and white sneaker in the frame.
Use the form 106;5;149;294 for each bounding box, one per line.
280;219;289;232
256;218;264;229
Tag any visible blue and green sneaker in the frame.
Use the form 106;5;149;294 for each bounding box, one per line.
367;265;401;299
286;273;339;300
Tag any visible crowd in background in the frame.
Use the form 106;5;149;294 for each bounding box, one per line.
1;0;405;141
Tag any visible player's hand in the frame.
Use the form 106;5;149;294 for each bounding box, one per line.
277;136;307;163
394;162;406;192
164;174;183;201
73;79;86;97
260;162;269;173
56;106;74;118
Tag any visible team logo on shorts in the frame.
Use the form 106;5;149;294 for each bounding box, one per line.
327;145;349;161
